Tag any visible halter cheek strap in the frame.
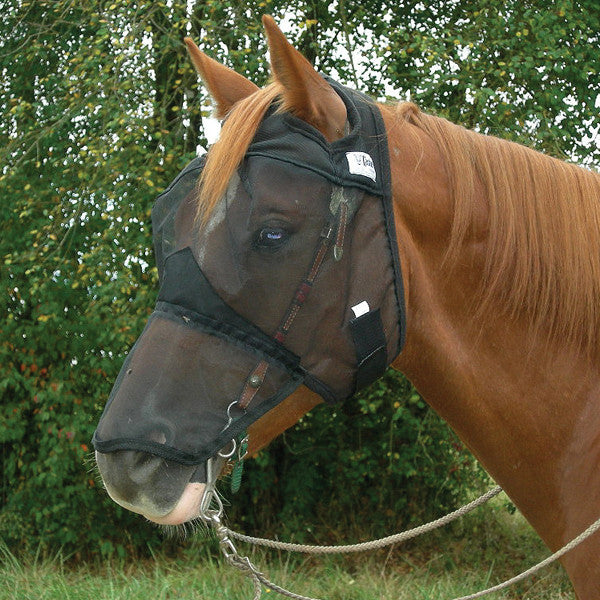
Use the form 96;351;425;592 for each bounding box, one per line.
237;215;338;410
237;188;387;411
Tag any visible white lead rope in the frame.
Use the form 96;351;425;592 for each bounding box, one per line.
224;485;502;554
202;485;600;600
452;514;600;600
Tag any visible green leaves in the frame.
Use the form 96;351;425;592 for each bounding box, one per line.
0;0;195;557
1;0;597;557
371;1;600;162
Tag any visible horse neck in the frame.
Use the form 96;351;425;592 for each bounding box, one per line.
381;107;600;595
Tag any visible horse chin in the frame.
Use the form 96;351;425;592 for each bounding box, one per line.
96;448;228;526
95;449;217;525
144;457;226;525
102;478;207;525
143;482;206;525
100;476;207;525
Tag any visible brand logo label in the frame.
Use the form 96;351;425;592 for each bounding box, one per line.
346;152;376;182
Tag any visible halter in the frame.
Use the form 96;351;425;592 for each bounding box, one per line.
221;184;388;488
237;187;353;411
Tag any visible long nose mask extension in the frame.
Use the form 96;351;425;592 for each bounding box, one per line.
92;78;406;482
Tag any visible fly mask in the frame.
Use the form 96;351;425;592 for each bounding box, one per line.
93;79;406;483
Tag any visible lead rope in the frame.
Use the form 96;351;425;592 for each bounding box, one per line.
200;483;600;600
224;486;502;555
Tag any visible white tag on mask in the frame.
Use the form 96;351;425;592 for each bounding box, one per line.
346;152;376;182
351;301;370;318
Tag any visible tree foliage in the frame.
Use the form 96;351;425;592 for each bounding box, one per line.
1;0;598;557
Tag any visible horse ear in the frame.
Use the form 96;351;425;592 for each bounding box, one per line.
184;37;259;119
262;15;347;141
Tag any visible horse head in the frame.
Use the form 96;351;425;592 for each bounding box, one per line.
94;17;405;525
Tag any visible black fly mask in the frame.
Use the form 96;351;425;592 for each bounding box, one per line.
93;80;406;482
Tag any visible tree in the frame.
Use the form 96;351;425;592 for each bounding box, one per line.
1;0;597;556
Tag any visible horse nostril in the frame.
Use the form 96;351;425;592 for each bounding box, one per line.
138;416;176;446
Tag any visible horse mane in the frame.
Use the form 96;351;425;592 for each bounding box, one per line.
396;102;600;357
197;86;600;357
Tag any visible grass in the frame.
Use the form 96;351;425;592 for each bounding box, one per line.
0;503;575;600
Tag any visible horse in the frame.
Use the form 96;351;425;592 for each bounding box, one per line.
93;16;600;599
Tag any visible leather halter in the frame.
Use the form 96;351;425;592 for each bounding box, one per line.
237;202;344;411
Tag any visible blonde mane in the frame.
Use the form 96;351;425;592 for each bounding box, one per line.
396;103;600;356
197;89;600;357
196;82;284;225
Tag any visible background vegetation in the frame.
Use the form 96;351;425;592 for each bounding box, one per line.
0;508;577;600
1;0;598;561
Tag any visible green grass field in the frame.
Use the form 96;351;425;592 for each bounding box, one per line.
0;505;575;600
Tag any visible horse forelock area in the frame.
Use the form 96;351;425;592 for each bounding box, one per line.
195;83;284;226
397;103;600;358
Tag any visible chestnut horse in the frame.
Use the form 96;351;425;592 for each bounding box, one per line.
95;17;600;598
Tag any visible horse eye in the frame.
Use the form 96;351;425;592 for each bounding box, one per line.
255;227;289;249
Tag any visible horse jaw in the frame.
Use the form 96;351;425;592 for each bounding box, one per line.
247;386;323;455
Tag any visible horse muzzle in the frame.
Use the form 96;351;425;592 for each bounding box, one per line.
95;449;226;524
